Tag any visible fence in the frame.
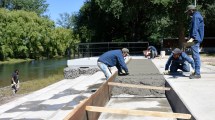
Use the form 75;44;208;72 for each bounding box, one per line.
75;42;149;58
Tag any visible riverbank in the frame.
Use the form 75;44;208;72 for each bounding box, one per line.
0;58;33;64
0;74;64;105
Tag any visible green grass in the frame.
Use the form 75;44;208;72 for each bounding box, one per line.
0;58;33;64
201;53;215;57
0;74;64;97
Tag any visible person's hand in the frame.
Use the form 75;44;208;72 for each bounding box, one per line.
118;72;129;76
163;70;169;75
187;38;194;43
125;72;129;75
191;70;195;75
184;38;195;47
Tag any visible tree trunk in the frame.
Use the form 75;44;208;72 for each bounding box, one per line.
178;22;185;50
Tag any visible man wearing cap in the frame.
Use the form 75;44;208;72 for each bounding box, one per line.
97;48;129;80
164;48;195;75
185;5;204;79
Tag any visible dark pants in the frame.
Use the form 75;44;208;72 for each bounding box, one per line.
191;42;201;75
150;50;157;59
170;61;190;72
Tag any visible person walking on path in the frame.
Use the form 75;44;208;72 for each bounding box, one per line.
185;5;204;79
97;48;129;80
143;46;158;59
164;48;195;75
11;69;20;94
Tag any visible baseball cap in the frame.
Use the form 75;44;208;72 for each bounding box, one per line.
122;48;129;55
172;48;182;54
185;5;196;13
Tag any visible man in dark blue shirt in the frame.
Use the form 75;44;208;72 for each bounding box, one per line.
185;5;204;79
164;48;195;75
97;48;129;80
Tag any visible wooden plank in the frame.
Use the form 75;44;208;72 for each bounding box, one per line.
86;106;191;119
64;98;92;120
108;82;171;91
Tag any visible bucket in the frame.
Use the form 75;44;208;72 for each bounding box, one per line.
160;51;165;58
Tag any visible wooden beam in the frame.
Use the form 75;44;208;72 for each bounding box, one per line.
86;106;191;119
108;82;171;91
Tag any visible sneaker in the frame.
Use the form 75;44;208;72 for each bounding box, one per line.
189;74;201;79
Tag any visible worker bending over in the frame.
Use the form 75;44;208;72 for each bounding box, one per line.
97;48;129;80
164;48;195;75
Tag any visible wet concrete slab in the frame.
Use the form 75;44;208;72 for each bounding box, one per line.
112;59;165;97
152;57;215;120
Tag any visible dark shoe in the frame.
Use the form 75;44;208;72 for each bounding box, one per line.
189;74;201;79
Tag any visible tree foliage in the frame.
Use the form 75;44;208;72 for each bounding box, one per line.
72;0;215;48
0;8;78;60
0;0;48;16
56;13;75;29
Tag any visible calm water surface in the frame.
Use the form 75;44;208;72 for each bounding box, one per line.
0;58;68;88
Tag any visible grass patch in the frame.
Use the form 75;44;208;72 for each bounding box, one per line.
201;53;215;57
0;58;33;64
0;74;64;97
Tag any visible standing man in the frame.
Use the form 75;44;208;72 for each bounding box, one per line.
143;46;158;59
11;69;20;94
185;5;204;79
164;48;195;75
97;48;129;80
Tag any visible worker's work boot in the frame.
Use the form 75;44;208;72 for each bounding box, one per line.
189;74;201;79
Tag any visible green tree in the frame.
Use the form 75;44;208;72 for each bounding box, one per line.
56;12;75;29
0;0;48;16
73;0;215;48
0;8;79;60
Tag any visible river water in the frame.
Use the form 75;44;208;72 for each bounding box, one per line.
0;58;68;88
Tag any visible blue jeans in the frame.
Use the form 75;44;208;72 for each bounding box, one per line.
191;42;201;75
97;62;112;80
170;61;190;72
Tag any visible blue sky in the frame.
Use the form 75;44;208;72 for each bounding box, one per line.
45;0;85;23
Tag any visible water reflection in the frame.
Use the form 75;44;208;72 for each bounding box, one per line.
0;58;68;87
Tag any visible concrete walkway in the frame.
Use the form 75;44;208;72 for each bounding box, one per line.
152;57;215;120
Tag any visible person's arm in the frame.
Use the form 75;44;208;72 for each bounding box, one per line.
11;74;16;84
182;53;195;69
117;55;128;73
165;55;173;70
116;64;122;73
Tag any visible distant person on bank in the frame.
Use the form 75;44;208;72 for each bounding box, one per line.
97;48;129;80
143;46;158;59
164;48;195;75
11;69;20;94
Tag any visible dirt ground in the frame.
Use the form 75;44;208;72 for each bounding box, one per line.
0;56;214;106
